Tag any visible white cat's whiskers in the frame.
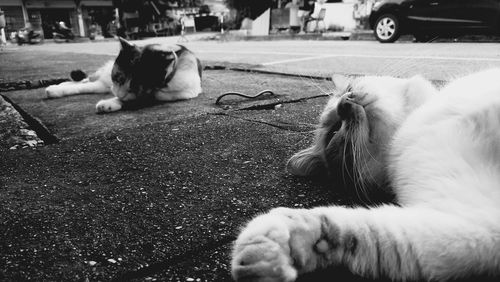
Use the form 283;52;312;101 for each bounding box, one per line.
325;79;339;96
360;134;382;182
359;143;378;203
298;74;332;96
351;128;373;203
340;128;354;187
343;122;371;203
350;132;365;201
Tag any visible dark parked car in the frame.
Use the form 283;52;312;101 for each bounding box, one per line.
369;0;500;42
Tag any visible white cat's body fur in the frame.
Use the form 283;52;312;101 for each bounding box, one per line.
231;69;500;281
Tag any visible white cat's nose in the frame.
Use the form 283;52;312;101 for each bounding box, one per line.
344;91;355;99
337;94;355;118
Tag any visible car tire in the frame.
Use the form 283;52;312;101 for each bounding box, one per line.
374;14;400;43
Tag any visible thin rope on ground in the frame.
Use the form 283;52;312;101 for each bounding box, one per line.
215;90;275;105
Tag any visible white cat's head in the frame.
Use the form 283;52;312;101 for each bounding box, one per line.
287;74;437;199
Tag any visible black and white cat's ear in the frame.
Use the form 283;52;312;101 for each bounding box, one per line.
118;37;135;50
331;74;351;95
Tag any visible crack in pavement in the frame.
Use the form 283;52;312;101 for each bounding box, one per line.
237;94;330;111
211;112;316;133
209;93;331;132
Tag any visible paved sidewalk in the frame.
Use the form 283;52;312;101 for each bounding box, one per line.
0;49;355;281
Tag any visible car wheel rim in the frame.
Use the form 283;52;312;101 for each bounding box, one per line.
376;17;396;40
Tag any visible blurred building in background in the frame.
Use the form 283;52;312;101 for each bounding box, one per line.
113;0;229;39
0;0;229;41
0;0;115;39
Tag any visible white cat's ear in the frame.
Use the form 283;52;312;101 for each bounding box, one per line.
331;74;351;94
287;146;325;177
405;75;437;106
408;75;437;94
118;37;135;50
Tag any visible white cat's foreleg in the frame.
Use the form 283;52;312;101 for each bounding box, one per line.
96;97;123;113
232;206;500;282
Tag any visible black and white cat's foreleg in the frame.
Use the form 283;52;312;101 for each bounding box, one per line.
46;80;109;98
231;205;500;282
95;97;123;113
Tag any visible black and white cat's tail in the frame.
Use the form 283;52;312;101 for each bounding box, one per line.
70;69;88;82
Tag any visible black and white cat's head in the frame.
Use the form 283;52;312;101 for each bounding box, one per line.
287;74;437;199
110;37;180;101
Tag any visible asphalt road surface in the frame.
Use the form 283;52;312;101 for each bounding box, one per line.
2;35;500;281
14;34;500;81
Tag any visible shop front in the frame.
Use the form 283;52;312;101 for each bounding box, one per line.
81;1;116;38
24;0;78;38
0;0;113;40
0;0;26;36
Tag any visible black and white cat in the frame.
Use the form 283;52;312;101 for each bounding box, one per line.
231;69;500;281
45;37;202;113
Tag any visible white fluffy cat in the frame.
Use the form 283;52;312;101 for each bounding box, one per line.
231;69;500;281
45;37;202;114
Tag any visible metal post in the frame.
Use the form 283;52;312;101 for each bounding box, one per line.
0;29;6;46
21;0;29;26
114;8;120;28
220;14;224;34
77;8;85;37
178;14;188;42
0;8;6;46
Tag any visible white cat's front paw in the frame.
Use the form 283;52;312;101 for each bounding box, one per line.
96;98;122;113
231;208;323;282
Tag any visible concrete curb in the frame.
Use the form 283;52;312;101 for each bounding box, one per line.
2;95;59;145
0;95;46;149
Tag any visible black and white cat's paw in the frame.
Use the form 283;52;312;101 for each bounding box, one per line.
231;208;326;282
46;85;67;98
96;98;122;113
